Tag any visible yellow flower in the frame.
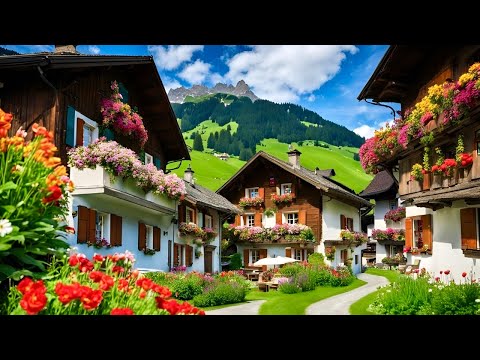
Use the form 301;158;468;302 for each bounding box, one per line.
458;73;475;87
468;62;480;74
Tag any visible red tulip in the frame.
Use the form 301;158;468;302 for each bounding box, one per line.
462;272;467;278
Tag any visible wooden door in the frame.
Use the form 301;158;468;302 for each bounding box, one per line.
204;248;213;274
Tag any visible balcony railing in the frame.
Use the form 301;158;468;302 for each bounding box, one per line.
70;165;175;213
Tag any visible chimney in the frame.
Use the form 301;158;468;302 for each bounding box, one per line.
184;164;195;184
54;45;78;54
287;149;302;169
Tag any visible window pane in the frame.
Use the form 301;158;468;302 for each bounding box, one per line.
83;125;93;146
145;153;153;165
249;188;258;198
287;213;298;224
247;215;255;227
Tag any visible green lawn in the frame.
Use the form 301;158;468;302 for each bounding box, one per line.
349;268;403;315
245;278;366;315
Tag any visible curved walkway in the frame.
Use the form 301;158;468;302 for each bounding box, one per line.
306;273;388;315
206;300;266;315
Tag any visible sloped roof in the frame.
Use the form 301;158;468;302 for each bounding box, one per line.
217;151;372;208
184;181;240;214
315;168;335;178
359;170;397;198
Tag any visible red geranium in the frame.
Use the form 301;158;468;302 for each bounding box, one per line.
20;287;47;315
93;254;104;263
80;287;103;310
55;282;84;304
42;185;62;203
444;270;450;275
78;257;94;272
17;277;34;295
89;271;104;283
111;308;134;315
99;275;114;291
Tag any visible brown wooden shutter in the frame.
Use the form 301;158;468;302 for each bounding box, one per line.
234;215;241;226
276;211;283;224
193;208;197;224
178;204;186;223
138;222;146;250
291;181;296;197
168;240;172;268
77;206;89;243
254;212;262;227
405;217;413;248
461;208;477;250
88;209;96;243
110;214;122;246
298;210;306;224
153;226;161;251
173;243;179;266
76;118;84;147
347;217;354;231
243;249;249;267
258;187;265;200
285;248;292;258
421;214;432;252
340;215;346;230
186;245;193;267
259;249;268;271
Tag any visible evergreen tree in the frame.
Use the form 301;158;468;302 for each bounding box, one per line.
239;148;253;161
214;131;219;141
189;132;196;140
193;133;204;151
226;124;231;132
207;133;215;149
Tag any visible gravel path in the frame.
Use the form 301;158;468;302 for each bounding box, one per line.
305;273;388;315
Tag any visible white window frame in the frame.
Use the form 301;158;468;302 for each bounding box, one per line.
186;207;195;224
145;224;154;250
250;249;260;264
95;212;110;241
294;249;303;261
204;214;213;229
246;214;255;227
145;153;154;165
74;110;99;147
176;244;185;266
245;187;259;198
389;199;398;210
285;212;299;225
281;183;292;195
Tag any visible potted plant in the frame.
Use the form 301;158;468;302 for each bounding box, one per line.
264;207;276;217
422;146;432;189
410;163;424;182
431;147;444;189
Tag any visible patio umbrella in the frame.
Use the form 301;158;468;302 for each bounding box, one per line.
253;256;300;267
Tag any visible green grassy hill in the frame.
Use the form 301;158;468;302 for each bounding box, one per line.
171;120;372;193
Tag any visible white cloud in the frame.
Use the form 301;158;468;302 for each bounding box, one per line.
224;45;358;103
353;125;376;139
162;77;182;93
147;45;204;70
88;45;100;55
178;59;223;85
307;94;316;102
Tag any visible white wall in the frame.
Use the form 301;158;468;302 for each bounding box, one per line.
263;213;276;228
325;243;366;275
405;201;480;283
322;198;360;240
68;195;174;271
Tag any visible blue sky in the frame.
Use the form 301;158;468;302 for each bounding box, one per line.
2;45;399;138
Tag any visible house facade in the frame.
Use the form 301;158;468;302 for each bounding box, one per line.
0;46;191;271
360;170;405;264
173;166;239;274
358;45;480;282
217;149;372;274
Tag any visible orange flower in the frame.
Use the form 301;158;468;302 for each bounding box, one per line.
0;108;13;138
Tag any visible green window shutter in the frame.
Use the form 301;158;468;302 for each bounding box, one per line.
118;83;129;103
103;128;115;141
154;157;161;169
65;105;76;147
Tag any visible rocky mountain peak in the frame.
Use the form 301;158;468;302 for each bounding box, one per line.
168;80;259;103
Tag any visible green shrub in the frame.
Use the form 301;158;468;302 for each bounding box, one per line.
170;276;203;300
429;283;480;315
279;263;304;277
294;272;316;292
229;253;242;270
307;267;332;286
307;253;325;266
278;281;301;294
193;282;246;307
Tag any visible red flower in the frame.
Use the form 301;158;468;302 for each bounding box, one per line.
462;272;467;278
69;254;80;267
117;278;129;292
89;271;104;283
65;226;75;234
42;185;62;204
93;254;104;263
20;287;47;315
79;257;94;272
156;298;180;315
444;270;450;275
17;277;34;295
435;277;440;282
136;278;153;291
55;282;84;304
80;287;103;310
152;284;171;299
112;266;124;274
139;290;147;299
130;270;139;279
99;275;114;291
111;308;134;315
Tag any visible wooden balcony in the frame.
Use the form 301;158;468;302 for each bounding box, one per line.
70;165;176;214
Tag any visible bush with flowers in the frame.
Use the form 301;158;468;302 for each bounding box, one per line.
178;222;217;243
0;108;75;282
359;63;480;174
271;193;295;206
384;207;406;222
6;251;204;315
238;196;264;208
68;138;185;200
100;81;148;148
340;229;368;246
372;228;405;242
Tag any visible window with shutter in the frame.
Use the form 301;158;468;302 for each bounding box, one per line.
110;214;122;246
186;245;193;267
88;209;96;243
405;217;413;248
153;226;161;251
347;217;354;231
285;248;292;258
178;204;186;223
66;106;76;147
77;205;89;243
138;223;146;251
461;208;478;250
340;215;346;230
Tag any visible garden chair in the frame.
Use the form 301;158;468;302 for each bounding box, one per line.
405;259;421;274
375;263;385;269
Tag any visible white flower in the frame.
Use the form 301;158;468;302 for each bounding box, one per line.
428;289;433;292
386;289;391;293
475;299;480;303
0;219;13;237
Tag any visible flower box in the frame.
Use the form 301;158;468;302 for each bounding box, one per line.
70;165;175;211
422;172;431;191
431;173;443;190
